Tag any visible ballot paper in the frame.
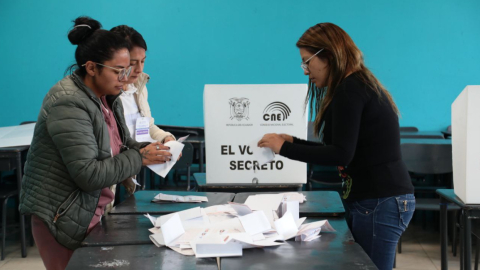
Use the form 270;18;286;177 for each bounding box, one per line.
248;137;275;165
238;211;272;235
161;214;185;246
282;192;307;203
228;202;253;216
148;227;162;234
177;135;189;143
203;205;237;224
152;193;208;203
244;194;285;211
0;123;35;147
156;207;203;227
149;233;165;247
228;233;284;248
147;140;184;178
277;201;300;221
295;220;336;242
144;213;157;226
274;212;299;240
189;229;243;258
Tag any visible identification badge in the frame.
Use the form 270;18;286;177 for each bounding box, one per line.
135;117;154;142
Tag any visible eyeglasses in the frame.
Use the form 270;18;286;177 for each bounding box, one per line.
301;48;324;72
82;62;132;81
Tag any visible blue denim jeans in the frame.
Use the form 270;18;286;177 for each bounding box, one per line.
346;194;415;270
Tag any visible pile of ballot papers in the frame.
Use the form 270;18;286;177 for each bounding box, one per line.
145;192;334;258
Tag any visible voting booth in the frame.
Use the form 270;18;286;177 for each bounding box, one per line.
204;84;308;184
452;85;480;204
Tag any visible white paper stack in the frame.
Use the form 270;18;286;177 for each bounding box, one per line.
146;203;335;258
152;193;208;203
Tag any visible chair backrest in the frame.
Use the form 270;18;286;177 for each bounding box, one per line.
399;126;419;132
172;142;194;170
401;143;452;174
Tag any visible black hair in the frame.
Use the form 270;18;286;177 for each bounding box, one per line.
110;25;147;51
66;16;130;77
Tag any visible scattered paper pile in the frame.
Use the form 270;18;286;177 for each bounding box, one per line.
146;193;334;258
152;193;208;203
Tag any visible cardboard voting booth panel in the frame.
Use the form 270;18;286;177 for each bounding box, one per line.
452;85;480;204
204;84;308;184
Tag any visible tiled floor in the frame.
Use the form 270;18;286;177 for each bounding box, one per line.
0;222;476;270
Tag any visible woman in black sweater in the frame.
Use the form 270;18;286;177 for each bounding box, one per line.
258;23;415;270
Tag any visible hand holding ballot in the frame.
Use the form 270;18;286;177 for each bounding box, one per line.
257;133;288;154
140;142;173;166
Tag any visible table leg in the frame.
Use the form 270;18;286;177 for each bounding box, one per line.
17;154;26;258
441;199;448;270
464;210;472;270
199;142;205;173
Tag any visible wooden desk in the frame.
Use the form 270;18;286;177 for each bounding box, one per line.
437;189;480;270
233;191;345;217
109;191;235;215
193;173;303;193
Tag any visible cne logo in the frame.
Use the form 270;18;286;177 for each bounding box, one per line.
263;102;291;121
229;98;250;121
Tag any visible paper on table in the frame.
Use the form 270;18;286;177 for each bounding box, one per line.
282;192;307;203
274;212;299;240
298;220;336;233
161;213;185;246
144;213;157;227
251;233;265;241
149;233;165;247
147;141;185;178
177;135;189;143
0;123;35;148
204;205;236;215
148;227;162;234
248;137;275;165
169;246;195;256
278;201;300;221
244;194;284;211
153;193;208;203
228;233;284;248
296;217;307;228
228;202;253;216
157;207;203;227
238;211;271;235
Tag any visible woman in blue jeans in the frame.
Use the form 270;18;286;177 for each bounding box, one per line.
258;22;415;270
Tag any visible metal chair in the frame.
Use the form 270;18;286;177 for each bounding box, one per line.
306;165;342;193
398;143;459;254
0;182;18;260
